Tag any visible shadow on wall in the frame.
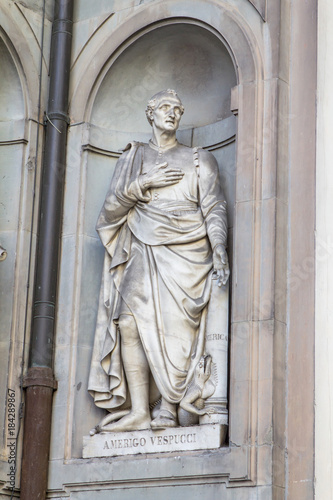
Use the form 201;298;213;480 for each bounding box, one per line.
91;23;237;143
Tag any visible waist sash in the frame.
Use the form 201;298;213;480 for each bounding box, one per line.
127;201;207;246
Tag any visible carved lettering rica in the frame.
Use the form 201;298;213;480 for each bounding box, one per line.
206;333;228;342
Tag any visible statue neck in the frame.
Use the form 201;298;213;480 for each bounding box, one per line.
150;128;177;150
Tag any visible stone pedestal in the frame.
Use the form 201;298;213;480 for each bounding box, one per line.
83;424;224;458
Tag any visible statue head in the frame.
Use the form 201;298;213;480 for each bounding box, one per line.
145;89;185;127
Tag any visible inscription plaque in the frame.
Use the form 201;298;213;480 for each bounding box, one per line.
83;424;223;458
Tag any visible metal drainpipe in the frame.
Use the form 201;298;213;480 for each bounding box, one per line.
20;1;73;499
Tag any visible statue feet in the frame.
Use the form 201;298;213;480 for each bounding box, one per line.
151;409;178;430
97;409;151;433
89;409;131;435
89;425;101;436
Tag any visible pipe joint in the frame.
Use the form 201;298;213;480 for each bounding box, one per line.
23;367;58;390
52;18;73;36
33;300;55;322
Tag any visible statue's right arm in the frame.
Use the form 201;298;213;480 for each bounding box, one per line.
105;144;150;215
96;144;150;250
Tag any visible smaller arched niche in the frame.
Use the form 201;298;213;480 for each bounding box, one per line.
75;22;237;456
0;36;25;140
0;35;25;231
0;34;26;456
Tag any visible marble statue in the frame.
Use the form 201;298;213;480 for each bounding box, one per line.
88;90;229;434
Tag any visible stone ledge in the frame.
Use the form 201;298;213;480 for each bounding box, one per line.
83;424;223;458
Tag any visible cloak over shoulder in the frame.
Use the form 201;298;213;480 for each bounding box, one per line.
88;142;227;410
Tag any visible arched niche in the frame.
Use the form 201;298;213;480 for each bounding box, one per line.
91;23;236;135
70;1;260;121
72;21;238;458
0;33;26;254
0;36;25;140
88;22;237;228
0;33;26;458
63;1;271;489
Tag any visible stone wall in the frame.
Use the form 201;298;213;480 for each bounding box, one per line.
0;0;319;498
316;0;333;498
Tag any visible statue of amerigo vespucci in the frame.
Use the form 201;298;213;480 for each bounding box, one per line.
88;89;230;434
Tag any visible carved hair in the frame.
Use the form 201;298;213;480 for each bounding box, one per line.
145;89;185;125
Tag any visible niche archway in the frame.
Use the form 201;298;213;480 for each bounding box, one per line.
63;1;269;488
0;33;26;458
72;21;237;457
87;22;237;239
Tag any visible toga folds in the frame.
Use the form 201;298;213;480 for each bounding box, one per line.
88;141;228;410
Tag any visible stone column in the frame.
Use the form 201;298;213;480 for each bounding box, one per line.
200;279;229;442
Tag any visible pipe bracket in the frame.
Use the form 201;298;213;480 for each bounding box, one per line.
45;111;70;125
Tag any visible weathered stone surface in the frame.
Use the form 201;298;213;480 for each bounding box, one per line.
83;424;223;458
0;0;322;498
316;2;333;498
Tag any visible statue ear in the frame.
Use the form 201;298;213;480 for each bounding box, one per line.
148;109;154;123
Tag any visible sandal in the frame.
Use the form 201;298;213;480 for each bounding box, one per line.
151;409;177;430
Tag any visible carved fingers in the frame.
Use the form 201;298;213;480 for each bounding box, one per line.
195;407;215;416
140;162;184;189
213;244;230;286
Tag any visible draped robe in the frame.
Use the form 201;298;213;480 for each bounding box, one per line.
88;141;228;410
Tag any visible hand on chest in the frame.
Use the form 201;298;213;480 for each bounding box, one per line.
142;143;198;201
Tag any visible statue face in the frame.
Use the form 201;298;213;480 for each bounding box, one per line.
151;98;183;132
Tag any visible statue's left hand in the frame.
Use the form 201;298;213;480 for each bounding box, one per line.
213;244;230;287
